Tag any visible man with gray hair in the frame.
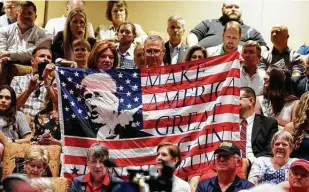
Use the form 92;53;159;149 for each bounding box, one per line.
44;0;94;38
0;0;20;28
71;143;123;192
163;15;187;65
144;35;165;67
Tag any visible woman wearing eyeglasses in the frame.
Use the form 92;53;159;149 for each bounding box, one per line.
248;131;298;185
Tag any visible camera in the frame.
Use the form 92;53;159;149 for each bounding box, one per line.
104;159;174;192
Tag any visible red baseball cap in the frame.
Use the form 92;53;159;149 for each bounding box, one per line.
290;159;309;172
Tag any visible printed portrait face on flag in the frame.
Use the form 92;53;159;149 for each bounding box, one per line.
57;52;242;181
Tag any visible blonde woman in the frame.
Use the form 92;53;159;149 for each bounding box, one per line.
285;92;309;160
52;8;96;65
24;145;50;178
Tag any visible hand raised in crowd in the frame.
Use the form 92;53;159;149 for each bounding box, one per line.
27;75;41;93
37;131;53;145
42;63;56;85
0;56;10;66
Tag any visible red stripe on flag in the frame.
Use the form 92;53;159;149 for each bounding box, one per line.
141;68;240;95
140;51;240;77
143;104;239;129
64;122;239;150
142;87;240;111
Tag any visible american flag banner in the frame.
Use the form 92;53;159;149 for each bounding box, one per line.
57;51;241;181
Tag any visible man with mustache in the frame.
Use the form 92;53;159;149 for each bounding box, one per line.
206;21;242;57
163;15;187;65
187;0;267;51
196;141;254;192
287;159;309;192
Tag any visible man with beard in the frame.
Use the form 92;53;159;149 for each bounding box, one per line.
187;0;267;51
116;21;137;69
163;15;187;65
206;21;242;57
239;87;278;162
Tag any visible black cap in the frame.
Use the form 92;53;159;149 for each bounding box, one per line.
214;141;241;156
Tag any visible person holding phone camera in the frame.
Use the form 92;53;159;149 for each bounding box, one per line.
10;47;56;121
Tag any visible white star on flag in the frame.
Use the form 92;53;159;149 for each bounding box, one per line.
59;70;64;75
133;72;138;78
75;84;82;89
135;121;140;126
126;91;131;97
72;114;76;118
63;94;68;99
118;72;123;78
125;79;131;84
78;109;82;114
74;71;79;77
120;98;124;103
69;90;74;95
127;103;132;109
70;101;75;106
65;107;69;111
77;97;82;101
61;82;66;87
134;97;139;102
132;84;138;91
119;85;124;91
67;77;72;82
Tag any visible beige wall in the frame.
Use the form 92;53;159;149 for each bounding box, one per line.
44;0;309;50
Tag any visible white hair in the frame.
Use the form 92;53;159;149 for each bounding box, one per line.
30;178;55;192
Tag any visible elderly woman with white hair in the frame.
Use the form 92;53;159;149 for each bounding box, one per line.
248;131;298;185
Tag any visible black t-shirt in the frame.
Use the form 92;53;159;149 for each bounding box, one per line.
190;17;267;48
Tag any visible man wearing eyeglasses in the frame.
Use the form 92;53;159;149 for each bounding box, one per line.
287;159;309;192
196;141;254;192
71;143;123;192
0;0;19;28
144;35;166;68
239;87;278;162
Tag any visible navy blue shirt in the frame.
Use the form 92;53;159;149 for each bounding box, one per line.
196;175;254;192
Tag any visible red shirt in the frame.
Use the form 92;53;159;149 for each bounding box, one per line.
81;172;110;192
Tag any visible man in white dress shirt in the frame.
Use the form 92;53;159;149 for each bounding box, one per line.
44;0;94;38
240;40;265;96
0;0;19;28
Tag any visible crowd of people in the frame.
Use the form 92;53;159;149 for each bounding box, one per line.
0;0;308;191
